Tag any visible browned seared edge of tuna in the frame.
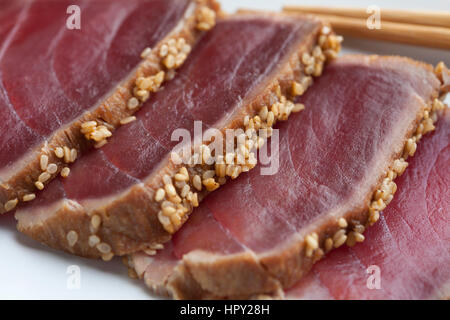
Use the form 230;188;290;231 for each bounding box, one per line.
128;56;448;299
0;0;220;214
15;13;342;260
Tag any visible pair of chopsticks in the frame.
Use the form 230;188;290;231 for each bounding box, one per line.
283;6;450;50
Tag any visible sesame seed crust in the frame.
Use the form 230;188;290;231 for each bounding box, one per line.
134;57;446;300
0;0;221;215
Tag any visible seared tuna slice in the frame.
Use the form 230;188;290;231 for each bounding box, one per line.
0;0;220;213
286;110;449;300
130;55;446;299
15;13;340;259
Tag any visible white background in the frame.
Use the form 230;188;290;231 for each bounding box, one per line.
1;0;449;299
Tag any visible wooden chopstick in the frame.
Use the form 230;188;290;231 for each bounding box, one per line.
283;6;450;28
282;9;450;50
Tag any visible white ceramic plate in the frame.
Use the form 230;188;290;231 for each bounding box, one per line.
1;0;449;299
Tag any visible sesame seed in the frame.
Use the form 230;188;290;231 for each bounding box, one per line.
127;97;140;110
193;175;202;191
181;44;191;55
318;35;327;47
324;49;338;60
162;174;172;185
60;167;70;178
404;138;417;158
35;181;44;190
354;232;365;242
369;209;380;225
291;81;305;96
432;98;444;111
305;64;314;75
22;193;36;202
159;44;169;58
81;121;97;129
180;184;190;198
203;178;219;192
244;115;250;126
257;137;265;149
46;163;57;174
4;198;18;212
163;54;175;69
333;229;346;242
165;184;177;198
66;231;78;247
94;140;108;149
248;118;254;129
305;234;319;250
170;212;181;226
162;206;176;216
91;215;101;230
292;103;305;113
393;158;408;176
371;198;386;211
155;188;165;202
150;243;164;250
259;107;268;122
174;173;188;182
422;118;435;134
321;25;331;35
144;249;157;256
140;47;152;59
334;234;347;248
202;170;215;180
54;147;64;158
101;252;114;261
138;90;150;102
40;155;48;171
196;7;216;31
38;172;51;183
158;211;173;233
202;145;211;164
187;192;199;207
120;116;136;125
302;52;314;65
88;235;100;247
215;162;226;178
161;200;172;209
230;165;242;179
267;111;275;127
179;167;189;177
338;218;348;228
354;224;365;234
175;180;186;189
197;22;210;31
313;62;324;77
96;242;111;254
63;146;71;163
